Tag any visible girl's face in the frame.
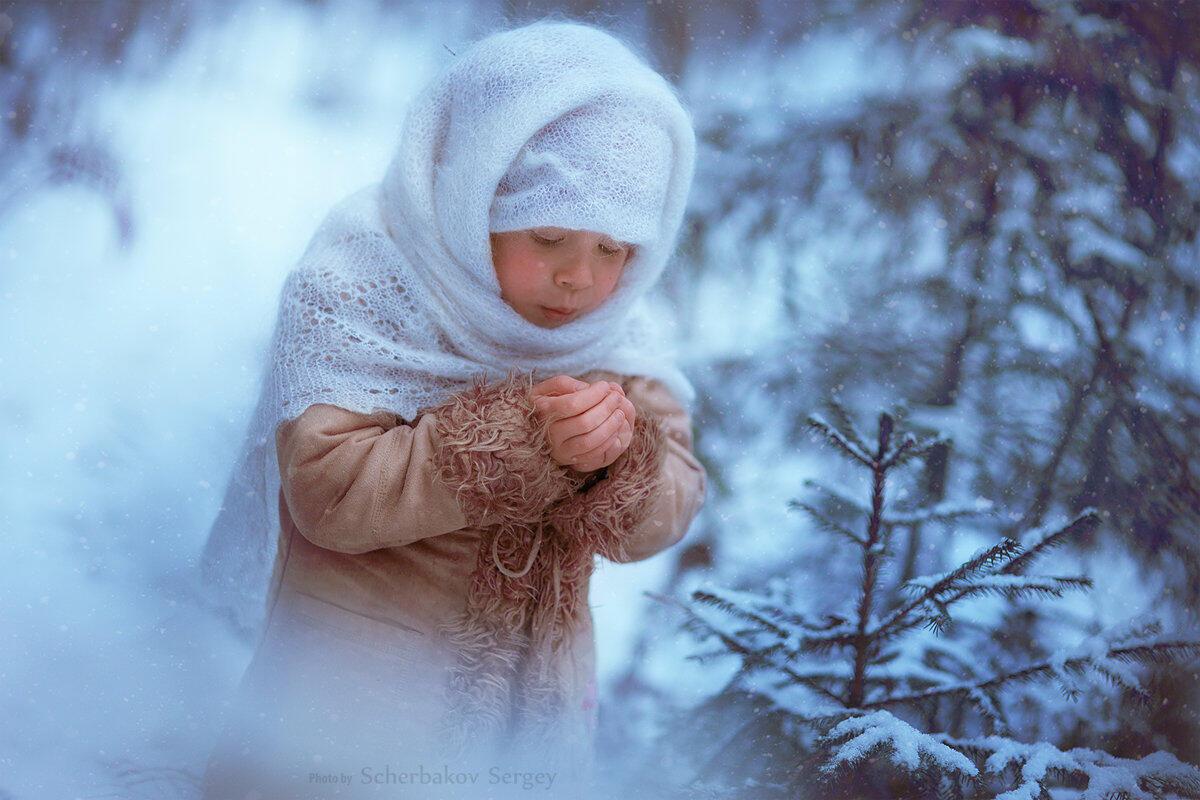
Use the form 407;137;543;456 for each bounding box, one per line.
490;227;633;328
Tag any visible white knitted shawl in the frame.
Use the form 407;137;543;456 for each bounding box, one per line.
198;20;698;638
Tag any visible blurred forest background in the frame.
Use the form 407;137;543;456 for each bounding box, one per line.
2;0;1198;798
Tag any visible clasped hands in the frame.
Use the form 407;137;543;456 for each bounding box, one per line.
529;375;637;474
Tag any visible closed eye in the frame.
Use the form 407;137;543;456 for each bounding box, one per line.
531;230;627;259
530;232;564;246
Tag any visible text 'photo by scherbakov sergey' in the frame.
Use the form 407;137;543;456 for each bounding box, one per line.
2;1;1199;798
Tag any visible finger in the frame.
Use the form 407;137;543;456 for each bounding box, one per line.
602;432;627;467
530;375;585;402
544;380;613;422
533;383;593;422
563;416;618;466
562;390;624;444
565;405;625;461
536;381;606;422
581;425;628;471
572;435;616;473
542;382;625;437
617;395;636;424
604;426;634;468
530;375;578;400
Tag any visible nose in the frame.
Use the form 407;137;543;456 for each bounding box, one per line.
555;255;594;291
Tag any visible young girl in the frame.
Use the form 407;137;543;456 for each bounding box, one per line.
199;19;704;799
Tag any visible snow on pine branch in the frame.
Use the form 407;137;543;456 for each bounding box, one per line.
945;26;1042;68
792;490;995;546
796;478;870;516
1004;508;1101;576
866;632;992;702
875;538;1023;638
935;733;1200;800
1042;617;1182;704
683;585;859;659
876;509;1101;639
655;587;853;704
880;496;996;526
883;429;950;470
908;572;1093;604
818;710;979;778
664;399;1200;795
821;400;874;461
806;407;950;472
901;539;1026;596
807;411;875;467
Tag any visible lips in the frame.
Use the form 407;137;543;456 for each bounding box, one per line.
542;305;576;317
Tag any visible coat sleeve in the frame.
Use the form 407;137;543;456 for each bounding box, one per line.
547;373;708;564
275;404;471;554
276;371;581;555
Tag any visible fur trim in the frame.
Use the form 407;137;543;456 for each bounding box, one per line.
427;372;667;769
428;368;584;528
433;518;544;758
546;406;669;563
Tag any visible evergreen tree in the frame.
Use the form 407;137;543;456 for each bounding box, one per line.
605;0;1200;779
644;404;1200;799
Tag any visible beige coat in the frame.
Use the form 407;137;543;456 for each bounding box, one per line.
200;370;706;799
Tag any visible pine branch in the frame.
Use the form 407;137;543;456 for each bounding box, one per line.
943;574;1093;602
883;429;950;470
881;496;996;526
825;398;873;459
806;412;875;467
873;512;1101;642
882;430;919;469
858;641;1200;712
933;733;1200;799
692;588;791;639
658;590;848;705
796;627;861;655
691;586;857;640
906;539;1026;594
816;709;980;779
1001;508;1101;576
873;538;1023;640
965;686;1009;736
788;498;867;546
801;478;871;517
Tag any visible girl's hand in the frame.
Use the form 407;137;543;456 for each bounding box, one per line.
530;375;637;473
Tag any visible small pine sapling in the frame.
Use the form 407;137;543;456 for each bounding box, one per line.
654;402;1200;800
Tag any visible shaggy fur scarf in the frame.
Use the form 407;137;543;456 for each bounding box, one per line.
424;369;669;770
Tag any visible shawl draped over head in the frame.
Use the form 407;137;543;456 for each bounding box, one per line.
198;18;697;764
